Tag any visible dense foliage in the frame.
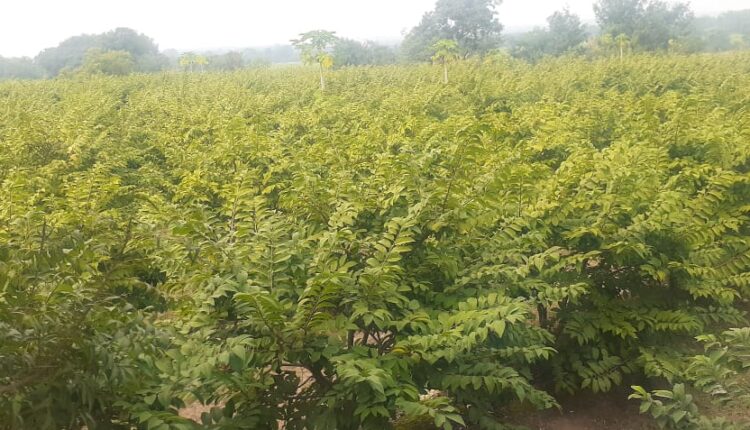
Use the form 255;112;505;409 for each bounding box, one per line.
1;53;750;429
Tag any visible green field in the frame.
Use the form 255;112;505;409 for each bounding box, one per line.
2;54;750;429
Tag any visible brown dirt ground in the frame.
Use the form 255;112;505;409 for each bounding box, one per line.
504;388;657;430
180;390;656;430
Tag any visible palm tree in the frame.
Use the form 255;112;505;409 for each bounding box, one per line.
179;53;195;73
615;34;631;61
292;30;338;90
431;39;459;84
598;34;615;57
194;55;208;72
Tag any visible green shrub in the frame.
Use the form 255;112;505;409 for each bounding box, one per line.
1;53;750;429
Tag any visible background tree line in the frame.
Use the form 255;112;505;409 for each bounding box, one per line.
1;0;749;80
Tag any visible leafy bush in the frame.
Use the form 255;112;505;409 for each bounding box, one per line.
630;384;701;429
630;384;749;430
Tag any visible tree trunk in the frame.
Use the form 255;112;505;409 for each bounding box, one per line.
443;62;448;84
537;303;549;329
319;62;326;91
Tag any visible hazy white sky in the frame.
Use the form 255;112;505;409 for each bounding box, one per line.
1;0;747;57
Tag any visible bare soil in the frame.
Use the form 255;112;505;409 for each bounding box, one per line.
504;388;656;430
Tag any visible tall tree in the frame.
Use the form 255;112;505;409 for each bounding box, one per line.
546;8;587;55
402;0;503;61
100;28;159;58
431;39;459;84
593;0;693;51
593;0;645;37
100;27;168;72
178;53;208;73
511;29;551;62
635;1;693;50
291;30;338;90
194;54;209;72
615;33;631;60
179;53;196;73
512;8;587;62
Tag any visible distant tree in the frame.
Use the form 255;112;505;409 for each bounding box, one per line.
431;39;459;84
512;8;586;62
332;39;370;66
207;51;244;71
333;39;397;66
243;45;299;64
546;8;587;54
729;33;748;50
100;28;158;57
635;1;693;50
368;43;399;65
511;29;551;62
79;49;135;76
667;38;684;54
35;28;167;76
402;0;503;61
593;0;645;38
692;9;750;52
35;34;101;76
0;56;45;80
179;53;195;72
178;53;208;72
585;33;617;58
246;58;272;68
593;0;693;51
291;30;338;90
194;55;209;72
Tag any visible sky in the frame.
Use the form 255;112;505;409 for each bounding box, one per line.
0;0;748;57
